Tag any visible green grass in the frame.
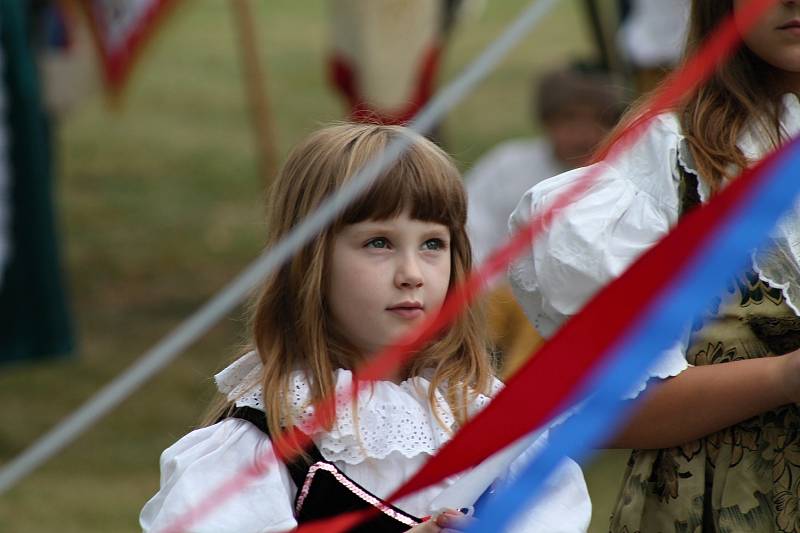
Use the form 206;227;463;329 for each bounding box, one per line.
0;1;625;531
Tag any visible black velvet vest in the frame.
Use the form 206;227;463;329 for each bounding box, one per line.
224;406;423;532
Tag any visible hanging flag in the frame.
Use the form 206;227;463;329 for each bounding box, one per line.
80;0;181;94
328;0;463;125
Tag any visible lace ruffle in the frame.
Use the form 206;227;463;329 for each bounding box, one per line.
752;225;800;317
746;94;800;316
214;352;499;465
214;350;264;407
676;137;710;204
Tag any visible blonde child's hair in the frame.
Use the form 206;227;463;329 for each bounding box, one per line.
211;123;493;455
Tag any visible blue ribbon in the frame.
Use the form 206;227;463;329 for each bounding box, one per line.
469;136;800;532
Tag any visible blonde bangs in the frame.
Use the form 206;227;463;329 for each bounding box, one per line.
338;137;467;231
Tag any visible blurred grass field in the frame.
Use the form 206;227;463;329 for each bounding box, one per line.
0;1;628;531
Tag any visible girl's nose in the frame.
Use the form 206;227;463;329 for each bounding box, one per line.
395;255;424;289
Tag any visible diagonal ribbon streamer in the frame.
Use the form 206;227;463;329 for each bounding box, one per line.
468;133;800;531
385;0;778;505
0;0;561;499
289;1;782;531
294;126;800;533
163;1;780;530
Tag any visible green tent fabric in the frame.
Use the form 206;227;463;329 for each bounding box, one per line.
0;0;74;364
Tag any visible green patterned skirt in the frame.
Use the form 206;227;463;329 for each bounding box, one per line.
610;272;800;533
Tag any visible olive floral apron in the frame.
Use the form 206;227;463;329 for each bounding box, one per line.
610;169;800;533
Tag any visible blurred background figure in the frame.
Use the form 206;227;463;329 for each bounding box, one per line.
616;0;690;92
466;64;628;376
35;0;98;116
0;0;76;365
327;0;467;126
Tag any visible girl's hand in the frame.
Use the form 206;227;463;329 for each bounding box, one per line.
406;510;475;532
406;519;441;533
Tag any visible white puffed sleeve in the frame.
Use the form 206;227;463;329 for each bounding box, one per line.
504;432;591;533
508;115;690;395
140;418;298;533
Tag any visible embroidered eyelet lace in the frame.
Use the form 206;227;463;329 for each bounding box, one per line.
214;351;500;465
723;94;800;315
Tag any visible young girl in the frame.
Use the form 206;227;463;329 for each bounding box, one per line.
140;123;591;532
509;1;800;531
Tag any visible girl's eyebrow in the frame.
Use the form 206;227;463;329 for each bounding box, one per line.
345;220;450;237
421;230;451;243
347;222;395;234
418;223;451;236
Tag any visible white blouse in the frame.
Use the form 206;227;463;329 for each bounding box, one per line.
509;94;800;397
140;352;591;532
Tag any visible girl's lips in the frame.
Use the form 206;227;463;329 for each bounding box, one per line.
778;20;800;34
387;307;424;319
780;26;800;37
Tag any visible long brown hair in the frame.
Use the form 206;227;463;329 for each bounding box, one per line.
211;123;492;454
681;0;788;191
601;0;789;192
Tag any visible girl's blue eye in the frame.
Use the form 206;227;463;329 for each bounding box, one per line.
366;238;389;249
423;238;446;251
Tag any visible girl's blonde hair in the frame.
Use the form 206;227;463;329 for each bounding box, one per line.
212;123;492;454
598;0;791;192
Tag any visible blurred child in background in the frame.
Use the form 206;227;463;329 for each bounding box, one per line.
466;64;628;376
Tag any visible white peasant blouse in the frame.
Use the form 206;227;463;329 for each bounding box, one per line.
509;94;800;397
140;352;591;532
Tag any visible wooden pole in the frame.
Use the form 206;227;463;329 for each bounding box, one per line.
581;0;623;75
230;0;278;185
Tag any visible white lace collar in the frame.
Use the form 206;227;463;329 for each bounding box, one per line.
214;351;501;465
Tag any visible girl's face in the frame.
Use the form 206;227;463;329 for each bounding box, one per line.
327;210;452;361
735;0;800;89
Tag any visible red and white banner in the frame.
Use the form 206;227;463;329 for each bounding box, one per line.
328;0;446;125
81;0;180;93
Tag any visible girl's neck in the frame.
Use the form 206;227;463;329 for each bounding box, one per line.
346;359;405;384
774;69;800;96
785;76;800;96
368;365;405;384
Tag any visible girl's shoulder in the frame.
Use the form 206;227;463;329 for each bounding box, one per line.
520;111;689;221
607;111;689;199
140;417;298;532
508;112;689;333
